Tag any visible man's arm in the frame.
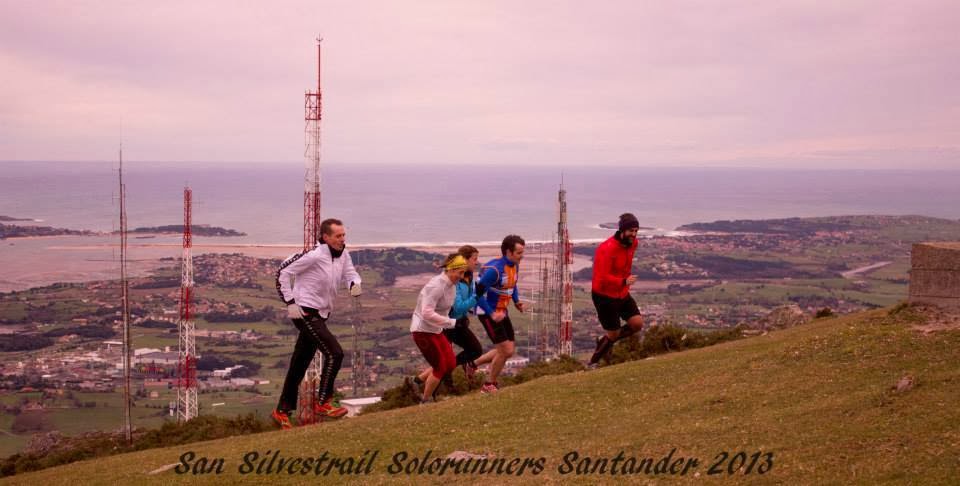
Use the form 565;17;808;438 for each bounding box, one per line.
451;283;477;317
275;250;317;304
475;267;499;315
341;251;362;290
421;281;457;329
512;286;526;312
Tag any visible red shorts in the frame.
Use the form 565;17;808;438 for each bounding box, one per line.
412;331;456;379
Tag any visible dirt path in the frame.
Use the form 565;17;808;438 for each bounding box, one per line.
841;261;893;279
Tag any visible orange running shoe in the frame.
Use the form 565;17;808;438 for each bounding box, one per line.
314;398;348;418
271;409;294;430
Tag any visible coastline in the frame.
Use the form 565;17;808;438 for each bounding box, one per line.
0;220;715;293
0;235;600;293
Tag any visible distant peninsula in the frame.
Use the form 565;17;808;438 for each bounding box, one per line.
0;223;95;239
0;215;35;222
128;225;246;237
676;215;960;236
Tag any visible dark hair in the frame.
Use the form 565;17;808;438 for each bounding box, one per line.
501;235;525;256
320;218;343;237
458;245;479;282
457;245;479;259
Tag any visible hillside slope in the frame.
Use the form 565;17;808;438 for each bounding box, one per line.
6;306;958;485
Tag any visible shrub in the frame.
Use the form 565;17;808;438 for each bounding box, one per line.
607;324;744;365
0;413;271;478
500;355;585;386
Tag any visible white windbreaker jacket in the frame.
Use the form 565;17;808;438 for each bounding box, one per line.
410;272;457;334
276;244;361;319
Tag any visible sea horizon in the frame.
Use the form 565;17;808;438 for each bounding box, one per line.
2;162;960;246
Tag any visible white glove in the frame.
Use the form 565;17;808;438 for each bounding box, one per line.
287;303;304;320
350;282;362;297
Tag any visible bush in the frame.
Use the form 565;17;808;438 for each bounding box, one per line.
203;307;273;323
10;412;52;434
0;335;52;352
888;301;912;316
229;360;262;378
500;355;585;386
607;324;744;365
137;319;177;329
815;307;835;319
195;354;234;371
360;379;421;414
43;326;115;339
0;413;271;478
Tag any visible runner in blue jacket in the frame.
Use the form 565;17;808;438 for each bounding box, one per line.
473;235;526;393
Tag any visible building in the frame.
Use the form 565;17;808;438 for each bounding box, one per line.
340;397;382;417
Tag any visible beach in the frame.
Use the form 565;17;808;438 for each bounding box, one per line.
0;234;594;293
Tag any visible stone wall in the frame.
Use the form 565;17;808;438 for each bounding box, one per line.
909;242;960;310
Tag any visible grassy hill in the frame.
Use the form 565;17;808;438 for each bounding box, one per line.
5;305;958;485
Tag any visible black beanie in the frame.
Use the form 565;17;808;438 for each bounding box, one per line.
618;213;640;232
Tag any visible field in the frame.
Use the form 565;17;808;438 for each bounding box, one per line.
2;215;960;461
5;305;959;484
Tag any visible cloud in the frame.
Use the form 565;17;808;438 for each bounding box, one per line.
1;0;958;168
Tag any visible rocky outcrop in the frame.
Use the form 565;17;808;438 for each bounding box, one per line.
755;304;810;331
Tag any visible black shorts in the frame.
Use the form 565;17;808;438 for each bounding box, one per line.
478;314;515;344
592;292;641;331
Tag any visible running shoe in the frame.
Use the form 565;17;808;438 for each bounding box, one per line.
314;398;348;418
462;362;477;383
480;382;499;394
271;408;294;430
589;336;614;365
409;376;425;397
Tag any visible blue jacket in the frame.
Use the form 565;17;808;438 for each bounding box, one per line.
449;279;477;320
476;256;519;315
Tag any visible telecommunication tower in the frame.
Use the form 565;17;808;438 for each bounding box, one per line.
298;37;324;425
557;184;574;356
304;37;323;251
176;187;198;422
351;300;365;397
118;146;132;444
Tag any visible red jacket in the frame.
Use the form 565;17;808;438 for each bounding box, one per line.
591;235;638;299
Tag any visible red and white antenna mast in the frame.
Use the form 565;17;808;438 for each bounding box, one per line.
118;144;132;444
299;37;324;425
303;37;323;251
177;187;198;422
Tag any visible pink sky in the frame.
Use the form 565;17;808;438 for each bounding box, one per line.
1;0;958;168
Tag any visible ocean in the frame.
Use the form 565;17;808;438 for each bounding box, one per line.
2;161;960;246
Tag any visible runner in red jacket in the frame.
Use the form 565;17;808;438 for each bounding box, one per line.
589;213;646;365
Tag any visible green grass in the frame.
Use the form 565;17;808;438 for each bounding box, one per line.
0;414;26;458
6;306;958;484
0;302;28;322
46;407;167;436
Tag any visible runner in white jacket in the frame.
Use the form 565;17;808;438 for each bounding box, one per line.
410;253;467;403
272;218;361;428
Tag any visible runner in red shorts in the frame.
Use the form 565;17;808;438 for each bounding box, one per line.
410;254;468;403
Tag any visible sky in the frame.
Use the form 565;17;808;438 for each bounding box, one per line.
0;0;958;169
